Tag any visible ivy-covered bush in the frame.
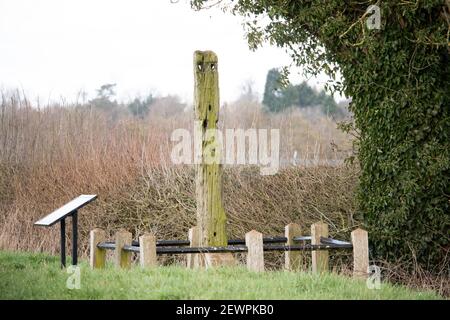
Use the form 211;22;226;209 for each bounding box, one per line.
193;0;450;268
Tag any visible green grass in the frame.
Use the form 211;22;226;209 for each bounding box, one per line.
0;251;441;300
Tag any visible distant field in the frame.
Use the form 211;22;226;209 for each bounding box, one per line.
0;251;441;300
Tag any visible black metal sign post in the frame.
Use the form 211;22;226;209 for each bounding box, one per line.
72;210;78;266
35;195;97;269
60;218;66;268
58;211;78;268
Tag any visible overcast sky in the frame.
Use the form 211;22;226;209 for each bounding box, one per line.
0;0;339;104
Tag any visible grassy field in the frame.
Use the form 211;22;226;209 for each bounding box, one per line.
0;251;441;300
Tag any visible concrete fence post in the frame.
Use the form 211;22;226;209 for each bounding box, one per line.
311;222;329;273
89;228;106;269
245;230;264;272
351;228;369;279
115;229;132;269
285;223;302;271
187;226;204;268
139;233;157;268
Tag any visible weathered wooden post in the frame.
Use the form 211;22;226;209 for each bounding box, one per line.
193;50;234;267
351;228;369;279
285;223;302;271
90;228;106;269
245;230;264;272
311;222;329;273
115;229;132;269
139;233;157;268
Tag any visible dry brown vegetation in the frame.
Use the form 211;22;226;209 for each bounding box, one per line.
0;92;448;296
0;92;354;252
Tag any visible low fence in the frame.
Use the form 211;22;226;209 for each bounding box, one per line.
90;222;369;278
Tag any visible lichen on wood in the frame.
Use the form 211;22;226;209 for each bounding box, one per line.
193;50;228;247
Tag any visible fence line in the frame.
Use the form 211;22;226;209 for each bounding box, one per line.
90;222;369;278
98;236;351;247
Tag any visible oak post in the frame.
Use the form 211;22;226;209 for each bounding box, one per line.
193;50;234;266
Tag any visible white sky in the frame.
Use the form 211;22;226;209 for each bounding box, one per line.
0;0;338;104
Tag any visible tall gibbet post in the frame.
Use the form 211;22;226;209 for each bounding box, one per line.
193;50;234;267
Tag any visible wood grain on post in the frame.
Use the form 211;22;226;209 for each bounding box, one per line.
285;223;302;271
115;230;132;269
193;50;234;267
89;228;106;269
311;222;329;273
139;233;157;268
193;50;227;247
351;228;369;279
245;230;264;272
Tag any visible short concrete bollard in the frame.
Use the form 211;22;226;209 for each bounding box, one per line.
139;233;157;268
90;228;106;269
311;222;329;273
351;228;369;279
245;230;264;272
285;223;302;271
187;226;203;268
115;229;132;269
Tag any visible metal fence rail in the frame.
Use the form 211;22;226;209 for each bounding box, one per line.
97;237;352;254
100;236;349;248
